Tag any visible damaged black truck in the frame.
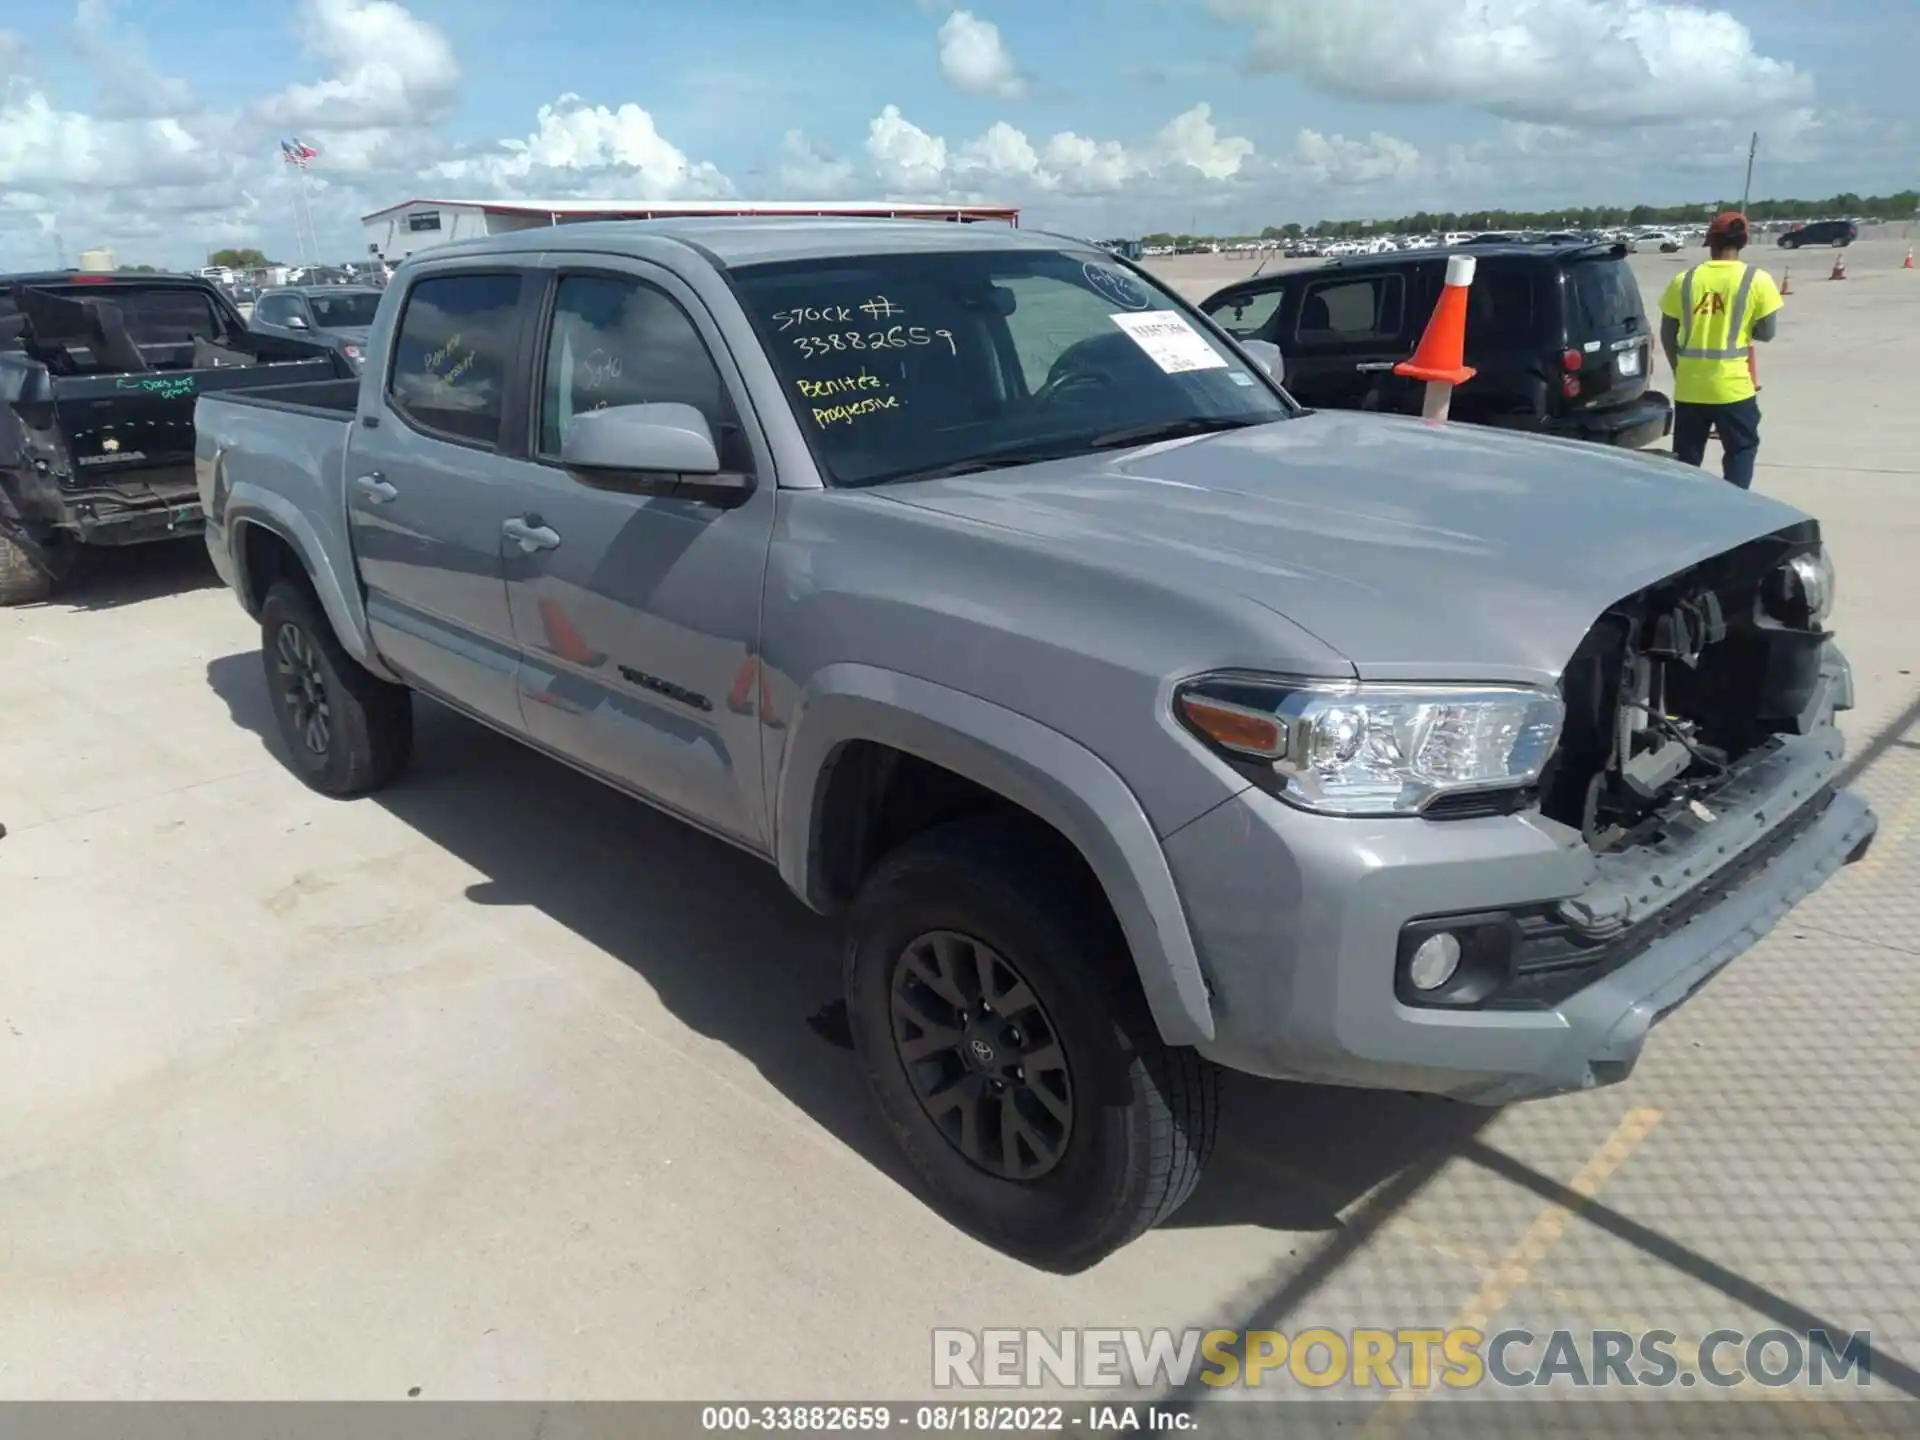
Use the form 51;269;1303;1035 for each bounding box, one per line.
0;272;353;604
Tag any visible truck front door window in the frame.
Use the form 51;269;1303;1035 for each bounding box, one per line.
387;273;523;448
537;275;748;470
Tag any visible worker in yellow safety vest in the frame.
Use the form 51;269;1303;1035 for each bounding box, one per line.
1658;211;1782;490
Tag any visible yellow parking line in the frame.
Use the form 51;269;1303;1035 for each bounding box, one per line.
1357;1106;1662;1437
1228;1118;1873;1432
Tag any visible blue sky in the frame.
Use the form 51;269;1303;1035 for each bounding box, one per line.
1;0;1914;268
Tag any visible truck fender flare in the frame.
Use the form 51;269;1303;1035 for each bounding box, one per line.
775;663;1215;1047
223;483;399;681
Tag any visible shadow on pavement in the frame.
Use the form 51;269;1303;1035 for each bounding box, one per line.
206;651;1495;1244
37;537;223;612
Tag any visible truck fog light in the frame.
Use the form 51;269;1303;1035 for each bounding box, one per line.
1407;932;1463;991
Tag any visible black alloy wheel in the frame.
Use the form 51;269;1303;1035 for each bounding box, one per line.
257;579;413;796
889;929;1074;1181
273;617;333;758
844;815;1220;1270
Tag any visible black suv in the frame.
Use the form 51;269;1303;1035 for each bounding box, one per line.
1777;220;1857;249
1200;242;1673;450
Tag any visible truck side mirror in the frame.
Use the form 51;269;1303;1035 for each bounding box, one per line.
562;402;754;508
287;314;309;329
1242;339;1283;380
564;402;720;475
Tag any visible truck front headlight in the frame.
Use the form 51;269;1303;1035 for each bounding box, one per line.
1176;674;1564;816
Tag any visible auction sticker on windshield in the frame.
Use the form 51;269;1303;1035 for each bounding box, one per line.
1108;311;1227;374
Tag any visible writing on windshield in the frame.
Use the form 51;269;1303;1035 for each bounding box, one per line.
734;250;1289;486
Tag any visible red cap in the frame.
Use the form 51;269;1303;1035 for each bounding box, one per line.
1707;211;1749;245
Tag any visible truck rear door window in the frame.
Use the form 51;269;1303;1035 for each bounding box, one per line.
387;273;524;448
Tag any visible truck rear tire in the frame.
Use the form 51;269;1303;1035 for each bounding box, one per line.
844;816;1219;1271
259;579;412;796
0;531;52;606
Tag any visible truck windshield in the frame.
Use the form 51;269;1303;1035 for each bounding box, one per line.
730;249;1291;487
308;292;382;328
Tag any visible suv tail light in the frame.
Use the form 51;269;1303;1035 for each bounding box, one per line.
1561;373;1582;399
1560;349;1582;372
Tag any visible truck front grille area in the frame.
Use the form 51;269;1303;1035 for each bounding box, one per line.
1396;782;1836;1011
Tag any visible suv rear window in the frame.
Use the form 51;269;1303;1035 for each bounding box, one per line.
1567;259;1643;334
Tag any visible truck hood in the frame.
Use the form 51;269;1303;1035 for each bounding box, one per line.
877;410;1811;685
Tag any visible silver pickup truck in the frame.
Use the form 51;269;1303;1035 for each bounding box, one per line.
196;218;1877;1270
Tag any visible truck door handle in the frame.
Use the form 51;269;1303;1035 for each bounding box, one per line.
503;516;561;553
354;473;398;503
1354;361;1400;373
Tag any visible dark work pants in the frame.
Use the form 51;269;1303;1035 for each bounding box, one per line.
1673;397;1761;489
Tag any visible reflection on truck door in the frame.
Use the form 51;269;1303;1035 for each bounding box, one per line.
498;266;774;849
348;268;529;736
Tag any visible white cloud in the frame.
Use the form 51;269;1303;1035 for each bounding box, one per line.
867;104;951;191
1155;103;1253;180
937;10;1026;99
73;0;196;120
1207;0;1809;125
777;129;857;195
0;90;221;192
1291;128;1421;185
863;103;1257;200
259;0;459;134
958;120;1041;181
1040;131;1136;192
432;94;731;199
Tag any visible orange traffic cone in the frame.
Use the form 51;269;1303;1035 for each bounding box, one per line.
1831;253;1847;280
1395;252;1477;420
1905;247;1914;270
1780;266;1791;295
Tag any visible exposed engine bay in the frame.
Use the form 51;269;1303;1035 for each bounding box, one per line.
1539;520;1837;853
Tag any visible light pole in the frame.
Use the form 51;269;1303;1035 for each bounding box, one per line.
1740;132;1757;215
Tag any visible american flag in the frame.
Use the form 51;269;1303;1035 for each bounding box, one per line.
280;136;319;167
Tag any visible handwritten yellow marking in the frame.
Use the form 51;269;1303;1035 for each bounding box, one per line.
797;370;884;400
1357;1107;1662;1437
812;395;902;427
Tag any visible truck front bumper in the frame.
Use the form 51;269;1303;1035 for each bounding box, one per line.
1162;725;1876;1105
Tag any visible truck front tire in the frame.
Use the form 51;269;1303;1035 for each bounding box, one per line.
259;579;413;796
845;816;1219;1271
0;531;52;606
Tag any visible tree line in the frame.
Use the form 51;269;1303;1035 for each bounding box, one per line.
1141;189;1918;247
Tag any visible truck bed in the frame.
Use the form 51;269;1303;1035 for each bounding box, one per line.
194;381;377;667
